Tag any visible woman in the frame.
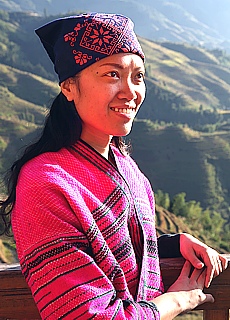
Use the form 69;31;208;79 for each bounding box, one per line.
0;13;227;319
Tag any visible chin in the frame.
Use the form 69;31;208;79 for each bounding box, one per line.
111;123;134;137
116;128;132;137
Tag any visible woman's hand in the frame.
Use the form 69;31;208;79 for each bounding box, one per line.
180;233;228;288
167;260;214;309
152;260;214;319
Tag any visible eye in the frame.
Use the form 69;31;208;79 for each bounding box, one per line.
135;71;145;81
106;71;119;78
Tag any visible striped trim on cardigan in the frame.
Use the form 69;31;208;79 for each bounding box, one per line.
12;140;163;319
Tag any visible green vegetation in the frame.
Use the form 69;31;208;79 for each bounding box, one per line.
0;10;230;256
129;120;230;208
128;120;230;251
155;190;228;252
0;238;17;263
175;311;203;320
139;38;230;129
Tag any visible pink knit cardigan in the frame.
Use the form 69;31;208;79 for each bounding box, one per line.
12;140;163;319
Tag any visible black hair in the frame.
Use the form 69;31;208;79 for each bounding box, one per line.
0;91;128;235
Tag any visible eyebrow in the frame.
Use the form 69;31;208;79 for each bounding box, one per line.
99;63;125;69
99;62;144;70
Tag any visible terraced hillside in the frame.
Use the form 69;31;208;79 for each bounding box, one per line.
0;64;59;173
140;39;230;119
129;120;230;209
0;10;230;256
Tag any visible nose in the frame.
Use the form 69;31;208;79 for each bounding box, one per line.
117;78;138;101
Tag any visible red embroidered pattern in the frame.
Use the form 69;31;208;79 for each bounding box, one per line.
80;14;130;56
73;50;92;65
64;31;77;47
63;13;142;66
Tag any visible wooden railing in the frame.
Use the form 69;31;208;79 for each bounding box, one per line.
161;254;230;320
0;254;229;319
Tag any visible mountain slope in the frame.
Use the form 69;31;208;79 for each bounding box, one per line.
0;11;229;193
140;38;230;113
0;10;229;120
0;9;229;256
1;0;230;51
128;120;230;209
0;63;59;172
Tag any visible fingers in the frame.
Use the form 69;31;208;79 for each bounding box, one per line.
189;265;206;288
179;234;228;286
183;251;227;288
212;255;228;278
179;260;192;277
220;254;228;270
185;250;204;270
180;260;206;289
205;264;215;288
212;254;226;275
180;234;205;269
204;293;215;304
215;258;223;275
204;253;228;288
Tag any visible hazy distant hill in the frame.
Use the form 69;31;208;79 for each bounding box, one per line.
1;0;230;52
0;62;59;172
129;120;230;209
140;38;230;113
0;9;229;118
0;10;230;205
0;9;230;255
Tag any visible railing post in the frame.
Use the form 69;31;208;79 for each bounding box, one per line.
203;309;229;320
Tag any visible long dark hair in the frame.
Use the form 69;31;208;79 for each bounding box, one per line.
0;91;127;235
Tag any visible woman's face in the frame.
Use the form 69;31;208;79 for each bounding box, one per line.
61;53;146;147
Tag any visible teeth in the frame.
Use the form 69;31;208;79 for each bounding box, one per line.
111;107;135;114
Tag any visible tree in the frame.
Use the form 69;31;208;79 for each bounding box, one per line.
155;189;170;210
170;192;186;216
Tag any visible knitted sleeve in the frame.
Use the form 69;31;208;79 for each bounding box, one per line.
158;234;182;258
12;159;160;320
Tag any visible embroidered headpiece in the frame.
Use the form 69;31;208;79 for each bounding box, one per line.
35;13;145;83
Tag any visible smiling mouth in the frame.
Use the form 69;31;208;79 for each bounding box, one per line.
110;107;136;114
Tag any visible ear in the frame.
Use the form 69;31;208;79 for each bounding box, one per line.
60;79;75;102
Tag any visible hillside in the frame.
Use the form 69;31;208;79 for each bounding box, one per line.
129;120;230;209
0;9;230;126
0;11;230;201
0;63;59;173
0;10;230;256
1;0;230;52
140;38;230;115
0;237;17;263
0;202;221;264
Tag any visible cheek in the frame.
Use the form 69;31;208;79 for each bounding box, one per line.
138;85;146;106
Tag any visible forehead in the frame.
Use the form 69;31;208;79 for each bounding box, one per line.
88;53;145;71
